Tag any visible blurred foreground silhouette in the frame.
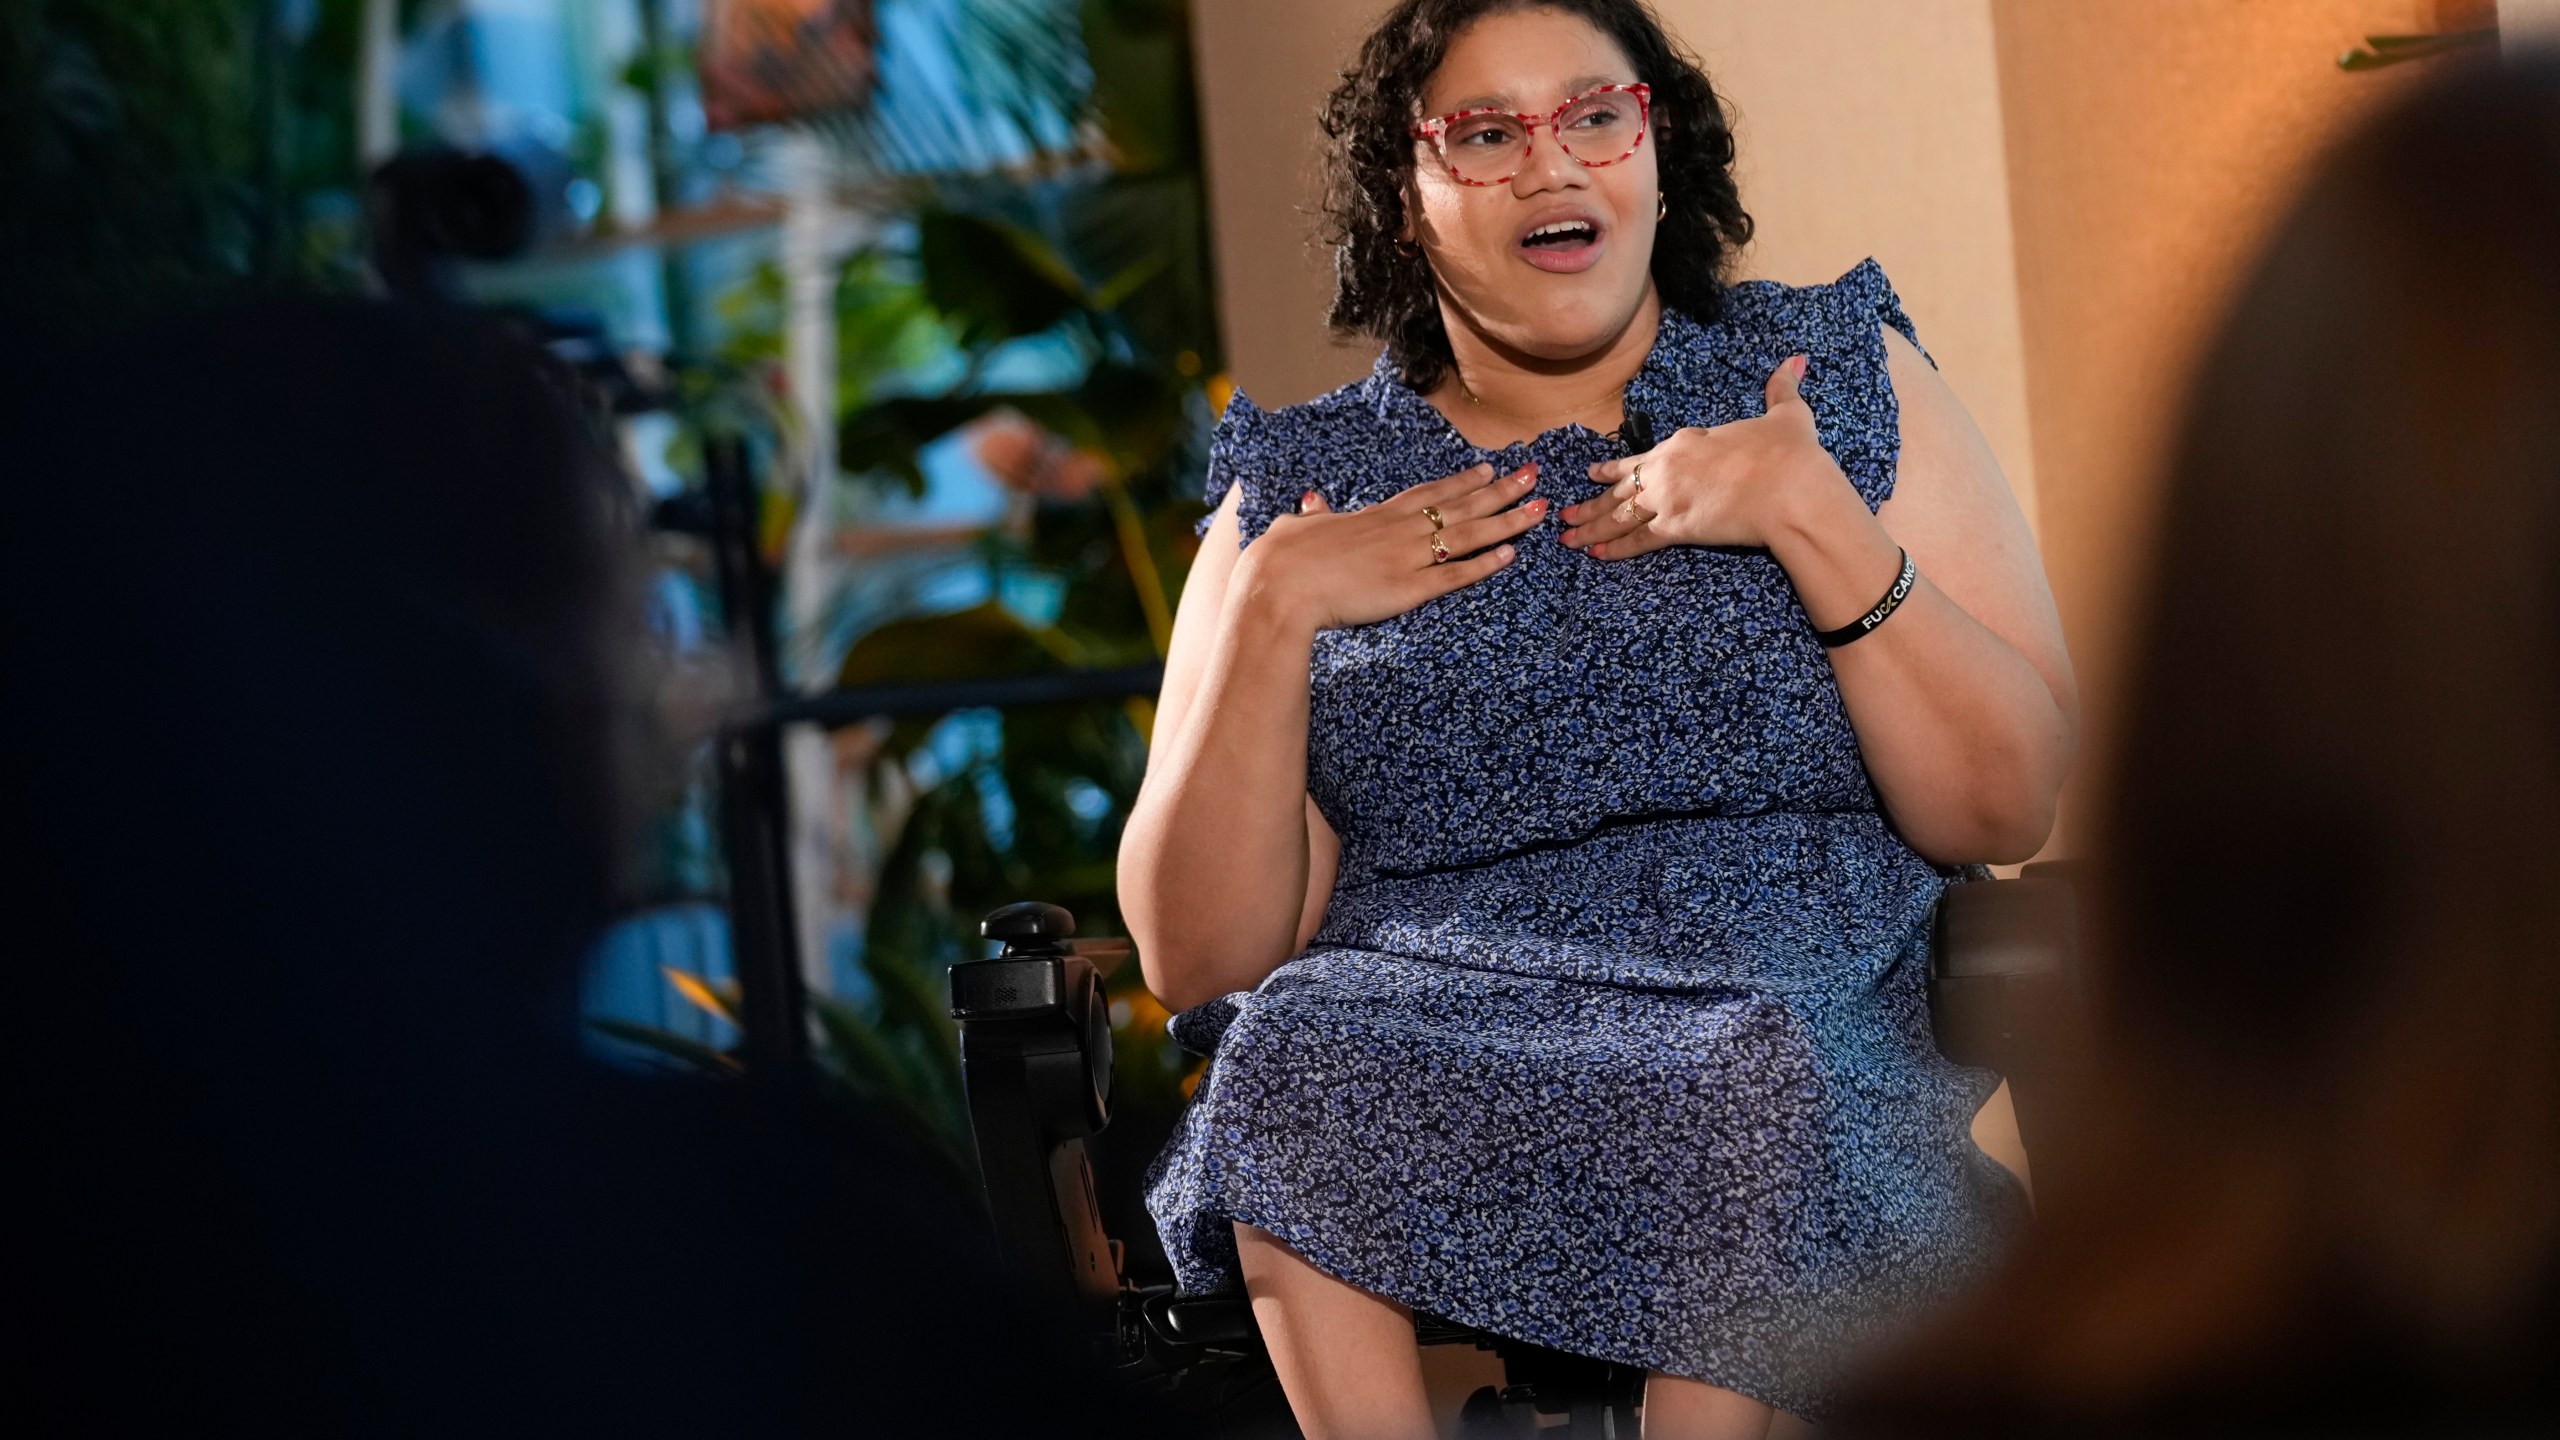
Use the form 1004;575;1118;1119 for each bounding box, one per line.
0;300;1159;1437
1848;59;2560;1440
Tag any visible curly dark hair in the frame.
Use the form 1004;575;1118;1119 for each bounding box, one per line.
1319;0;1753;392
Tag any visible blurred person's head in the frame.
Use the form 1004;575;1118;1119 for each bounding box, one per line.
0;298;662;1428
1852;60;2560;1438
0;300;1158;1436
5;297;646;1048
1320;0;1752;391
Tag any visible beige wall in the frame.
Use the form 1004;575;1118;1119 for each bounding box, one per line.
1190;0;2446;851
1991;0;2428;847
1190;1;1384;409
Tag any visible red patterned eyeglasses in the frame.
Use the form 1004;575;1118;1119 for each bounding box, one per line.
1411;82;1652;187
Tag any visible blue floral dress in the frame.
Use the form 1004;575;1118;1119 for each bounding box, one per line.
1142;261;2023;1415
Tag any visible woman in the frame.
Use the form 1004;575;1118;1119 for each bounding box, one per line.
1119;1;2076;1434
1842;60;2560;1440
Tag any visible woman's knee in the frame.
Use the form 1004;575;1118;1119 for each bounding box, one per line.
1642;1372;1776;1440
1971;1078;2034;1202
1232;1221;1331;1297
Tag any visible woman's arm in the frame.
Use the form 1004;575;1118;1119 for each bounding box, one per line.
1568;334;2076;863
1122;465;1542;1009
1121;490;1335;1011
1771;330;2076;862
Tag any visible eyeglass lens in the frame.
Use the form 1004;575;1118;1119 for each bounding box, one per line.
1441;91;1642;184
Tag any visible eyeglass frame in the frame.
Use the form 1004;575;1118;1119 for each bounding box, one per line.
1409;82;1654;188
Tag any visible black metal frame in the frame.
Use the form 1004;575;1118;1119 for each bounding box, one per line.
688;435;1166;1084
702;434;808;1074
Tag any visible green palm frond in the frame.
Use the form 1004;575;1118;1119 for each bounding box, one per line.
808;0;1094;179
2338;29;2498;72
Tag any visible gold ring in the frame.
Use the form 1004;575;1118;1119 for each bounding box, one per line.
1420;504;1445;530
1429;531;1451;564
1629;463;1644;497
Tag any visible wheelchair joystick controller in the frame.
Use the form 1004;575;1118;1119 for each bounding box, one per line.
950;902;1123;1316
980;899;1076;945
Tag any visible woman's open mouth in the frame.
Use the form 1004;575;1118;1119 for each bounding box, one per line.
1518;216;1605;273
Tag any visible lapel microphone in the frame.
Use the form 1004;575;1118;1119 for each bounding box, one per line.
1617;410;1657;455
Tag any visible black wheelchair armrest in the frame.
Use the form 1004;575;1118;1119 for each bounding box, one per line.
948;902;1123;1318
1929;868;2083;1158
1933;872;2073;979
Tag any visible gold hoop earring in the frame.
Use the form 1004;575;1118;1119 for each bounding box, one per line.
1657;195;1668;221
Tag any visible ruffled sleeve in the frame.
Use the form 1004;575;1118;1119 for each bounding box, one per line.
1198;390;1302;546
1830;257;1930;367
1804;257;1928;511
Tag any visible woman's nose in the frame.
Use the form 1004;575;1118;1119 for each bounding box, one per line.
1510;133;1592;197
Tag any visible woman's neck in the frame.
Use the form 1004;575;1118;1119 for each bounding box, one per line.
1427;288;1663;449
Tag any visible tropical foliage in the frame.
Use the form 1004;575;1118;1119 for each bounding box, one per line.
608;0;1216;1233
0;0;433;333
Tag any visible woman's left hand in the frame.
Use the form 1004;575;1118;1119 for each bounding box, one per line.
1561;353;1842;560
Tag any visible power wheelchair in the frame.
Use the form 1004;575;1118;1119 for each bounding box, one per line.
948;868;2081;1437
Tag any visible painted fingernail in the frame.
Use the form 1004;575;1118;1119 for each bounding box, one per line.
1525;498;1546;514
1791;354;1810;380
1591;542;1608;559
1300;489;1320;509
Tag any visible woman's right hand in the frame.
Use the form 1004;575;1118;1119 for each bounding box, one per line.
1232;462;1545;632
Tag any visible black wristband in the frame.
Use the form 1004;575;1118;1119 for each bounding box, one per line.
1813;548;1917;648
